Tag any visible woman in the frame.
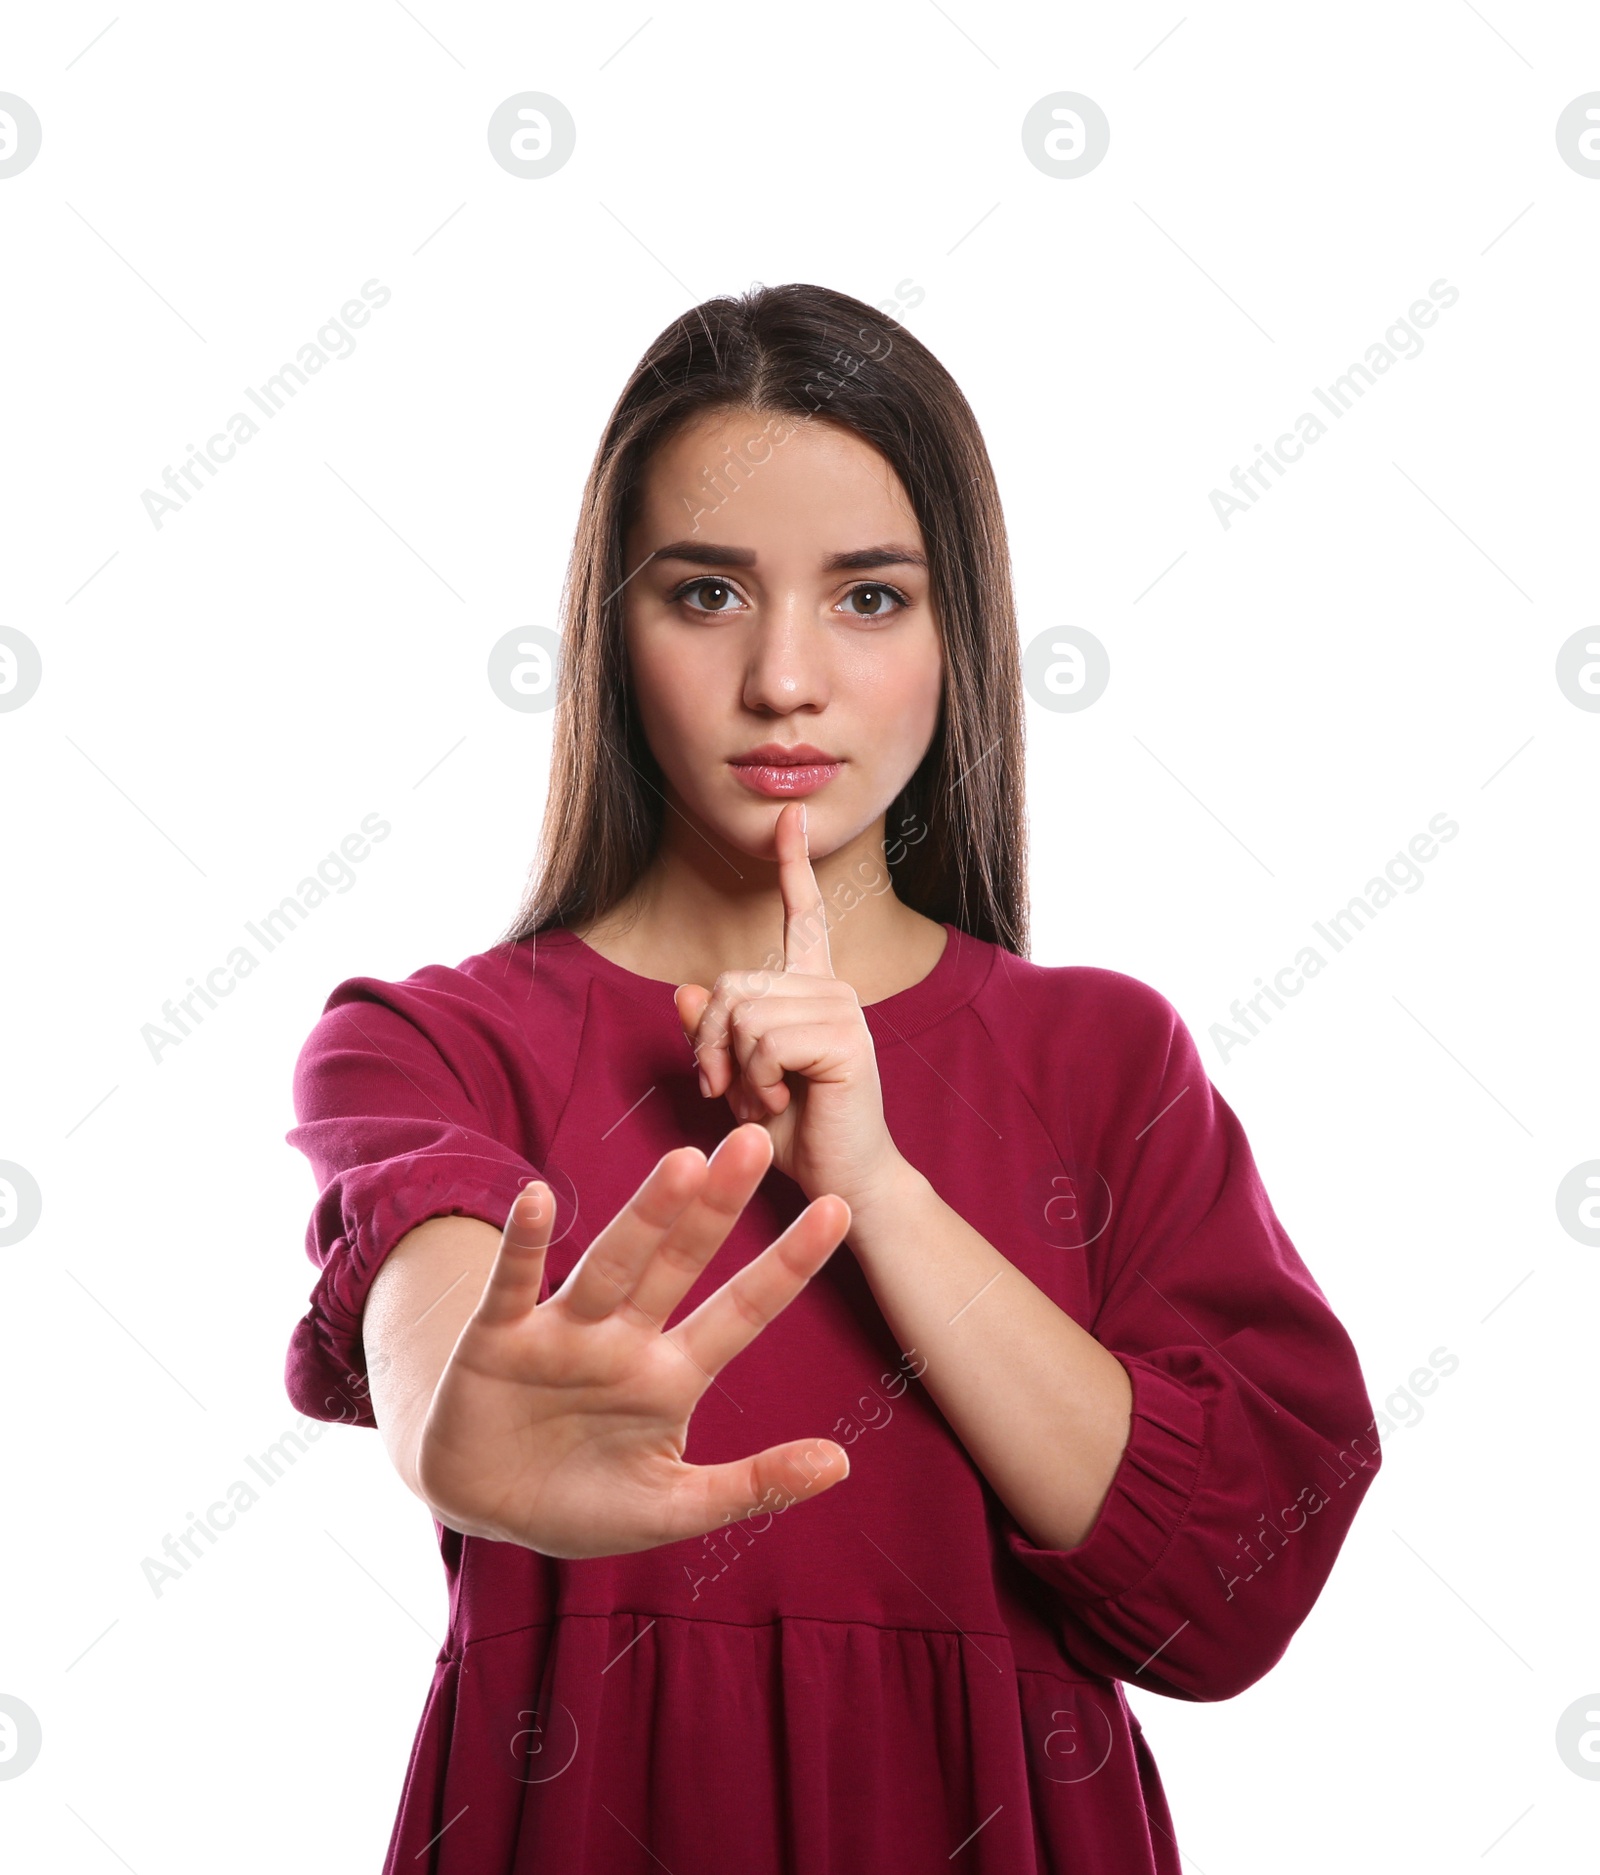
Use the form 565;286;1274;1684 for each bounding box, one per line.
285;283;1381;1874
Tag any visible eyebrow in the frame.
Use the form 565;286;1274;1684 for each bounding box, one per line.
647;540;929;573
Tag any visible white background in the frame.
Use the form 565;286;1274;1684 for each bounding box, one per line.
2;3;1596;1869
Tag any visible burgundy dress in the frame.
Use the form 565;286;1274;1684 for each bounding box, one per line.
285;922;1381;1874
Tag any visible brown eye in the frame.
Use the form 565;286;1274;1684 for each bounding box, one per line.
680;578;740;612
841;584;908;618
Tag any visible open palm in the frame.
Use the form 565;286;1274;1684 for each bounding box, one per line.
413;1123;853;1559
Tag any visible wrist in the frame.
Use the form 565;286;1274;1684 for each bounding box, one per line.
842;1154;932;1248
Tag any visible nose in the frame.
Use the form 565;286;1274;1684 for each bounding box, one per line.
740;597;830;717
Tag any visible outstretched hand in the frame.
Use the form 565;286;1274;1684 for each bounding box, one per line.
412;1122;853;1558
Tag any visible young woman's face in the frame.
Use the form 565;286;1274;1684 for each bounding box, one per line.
621;408;944;862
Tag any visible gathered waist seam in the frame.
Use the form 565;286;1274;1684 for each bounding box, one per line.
449;1605;1028;1658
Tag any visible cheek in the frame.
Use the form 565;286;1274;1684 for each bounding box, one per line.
876;642;943;751
629;634;709;743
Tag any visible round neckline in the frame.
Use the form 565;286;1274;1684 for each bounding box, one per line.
535;918;993;1037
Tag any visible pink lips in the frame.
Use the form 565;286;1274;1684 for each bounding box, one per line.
729;743;843;799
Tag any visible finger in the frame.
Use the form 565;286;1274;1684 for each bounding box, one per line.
721;1063;787;1125
674;981;731;1097
721;1018;796;1118
674;982;711;1049
555;1145;709;1323
778;801;833;978
653;1435;851;1548
724;986;857;1102
470;1179;557;1329
695;967;834;1102
733;1019;858;1120
686;972;762;1099
557;1128;780;1327
668;1192;851;1381
625;1123;775;1325
732;1063;790;1119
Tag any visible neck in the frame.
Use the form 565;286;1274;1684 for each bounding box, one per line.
570;805;946;1004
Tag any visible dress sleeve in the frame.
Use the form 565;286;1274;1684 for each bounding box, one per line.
1001;972;1382;1702
283;968;543;1429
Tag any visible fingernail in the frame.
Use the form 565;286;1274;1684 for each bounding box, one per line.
698;1068;711;1097
800;802;808;850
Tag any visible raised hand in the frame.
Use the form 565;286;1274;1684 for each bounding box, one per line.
411;1121;852;1559
673;800;912;1216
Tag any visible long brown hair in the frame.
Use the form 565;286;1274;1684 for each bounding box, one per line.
500;282;1029;956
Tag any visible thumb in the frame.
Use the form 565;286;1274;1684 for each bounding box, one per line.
676;1438;852;1542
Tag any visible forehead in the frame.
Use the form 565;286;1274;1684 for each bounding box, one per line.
629;409;923;548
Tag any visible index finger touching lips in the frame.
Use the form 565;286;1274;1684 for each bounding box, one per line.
778;801;833;978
